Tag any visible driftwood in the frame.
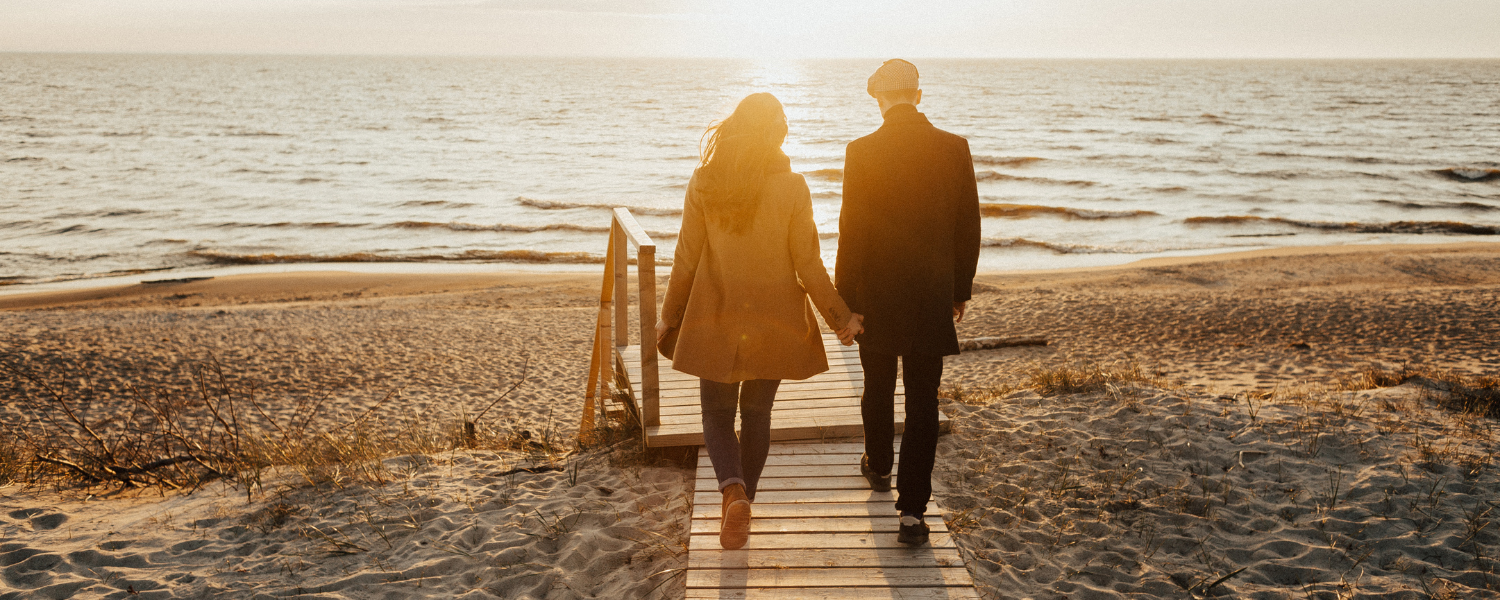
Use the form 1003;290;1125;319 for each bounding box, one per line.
958;336;1048;352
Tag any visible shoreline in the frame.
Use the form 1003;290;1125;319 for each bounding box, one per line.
4;239;1498;310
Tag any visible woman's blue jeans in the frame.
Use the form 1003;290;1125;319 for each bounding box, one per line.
700;378;781;501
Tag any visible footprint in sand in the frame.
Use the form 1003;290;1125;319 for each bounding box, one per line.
8;509;69;531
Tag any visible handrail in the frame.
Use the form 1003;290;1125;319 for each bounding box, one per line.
612;207;655;249
581;208;660;444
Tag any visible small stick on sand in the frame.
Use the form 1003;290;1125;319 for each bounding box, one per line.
959;336;1048;351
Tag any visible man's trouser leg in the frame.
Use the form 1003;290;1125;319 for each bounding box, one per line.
895;353;943;516
859;347;899;477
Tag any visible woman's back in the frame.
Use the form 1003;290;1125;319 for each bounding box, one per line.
660;168;849;383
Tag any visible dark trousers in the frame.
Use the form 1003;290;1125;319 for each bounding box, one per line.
700;378;781;501
859;347;943;516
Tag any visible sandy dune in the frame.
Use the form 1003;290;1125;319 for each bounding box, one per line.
936;381;1500;598
2;242;1499;599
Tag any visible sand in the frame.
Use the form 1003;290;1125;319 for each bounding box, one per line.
1;450;691;599
937;383;1500;598
3;241;1500;599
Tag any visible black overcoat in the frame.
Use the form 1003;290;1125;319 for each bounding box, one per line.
835;104;981;356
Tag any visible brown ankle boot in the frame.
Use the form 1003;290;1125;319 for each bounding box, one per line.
720;483;751;549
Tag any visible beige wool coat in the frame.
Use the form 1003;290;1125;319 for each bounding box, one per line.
660;168;851;384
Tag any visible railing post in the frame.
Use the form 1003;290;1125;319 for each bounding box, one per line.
612;220;629;349
597;228;616;416
637;245;659;428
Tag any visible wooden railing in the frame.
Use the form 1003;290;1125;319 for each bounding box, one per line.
581;208;659;442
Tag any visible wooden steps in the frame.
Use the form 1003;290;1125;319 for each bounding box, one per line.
685;440;979;599
620;333;947;448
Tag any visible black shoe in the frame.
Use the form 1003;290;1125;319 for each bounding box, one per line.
897;514;930;545
860;453;892;492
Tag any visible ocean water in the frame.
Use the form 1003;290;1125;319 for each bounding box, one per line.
2;55;1498;286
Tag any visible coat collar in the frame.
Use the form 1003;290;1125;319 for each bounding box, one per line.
880;103;930;129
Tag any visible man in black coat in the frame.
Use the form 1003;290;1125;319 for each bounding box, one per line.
835;58;981;545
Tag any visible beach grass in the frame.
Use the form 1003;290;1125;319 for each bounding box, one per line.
1341;364;1500;418
0;354;605;498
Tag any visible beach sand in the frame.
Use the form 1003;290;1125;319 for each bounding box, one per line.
2;242;1499;598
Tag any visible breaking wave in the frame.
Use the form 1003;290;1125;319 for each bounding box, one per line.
982;237;1237;255
979;203;1157;220
1375;200;1500;212
973;156;1044;167
388;220;678;239
975;171;1096;186
1435;168;1500;182
214;221;368;229
1185;216;1500;235
981;237;1091;253
187;249;671;266
516;196;683;216
399;200;476;209
802;168;843;182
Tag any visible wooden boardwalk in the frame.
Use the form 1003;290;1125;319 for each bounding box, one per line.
685;439;979;599
620;334;946;448
618;335;975;599
593;210;976;598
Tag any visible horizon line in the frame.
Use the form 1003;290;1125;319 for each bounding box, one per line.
4;50;1500;61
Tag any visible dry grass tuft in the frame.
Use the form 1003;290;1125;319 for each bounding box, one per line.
1341;365;1500;418
941;383;1019;406
1025;363;1165;396
0;434;27;487
0;354;593;498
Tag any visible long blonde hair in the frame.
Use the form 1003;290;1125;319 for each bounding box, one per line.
696;93;790;233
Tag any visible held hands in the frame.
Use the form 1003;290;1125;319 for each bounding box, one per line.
836;313;864;346
953;301;967;323
655;319;673;344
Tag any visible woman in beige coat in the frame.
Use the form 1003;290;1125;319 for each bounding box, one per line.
656;93;861;550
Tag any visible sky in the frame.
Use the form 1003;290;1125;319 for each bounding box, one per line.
3;0;1499;59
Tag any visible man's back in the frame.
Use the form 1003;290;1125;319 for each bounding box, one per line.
836;103;981;356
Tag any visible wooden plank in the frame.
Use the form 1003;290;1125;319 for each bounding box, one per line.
686;588;981;600
628;348;864;367
612;221;628;349
656;372;868;395
751;453;892;467
579;320;601;443
694;475;889;492
594;238;612;414
637;244;659;427
696;463;896;479
658;385;896;407
620;337;856;360
660;404;881;427
753;441;900;456
692;501;901;520
621;349;861;368
624;345;863;364
650;413;943;448
650;370;865;389
638;363;866;387
687;548;965;570
651;422;868;448
688;532;955;550
655;372;864;392
661;393;902;416
694;489;906;505
691;517;949;535
612;206;656;249
686;566;971;589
